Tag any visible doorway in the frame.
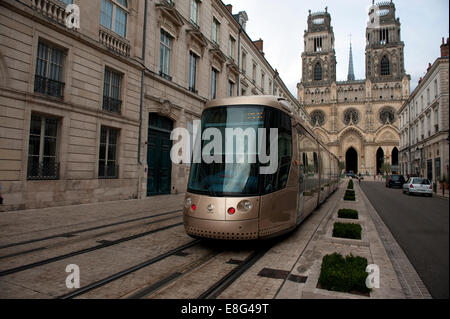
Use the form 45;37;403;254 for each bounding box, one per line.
147;114;173;196
376;147;384;175
345;147;358;174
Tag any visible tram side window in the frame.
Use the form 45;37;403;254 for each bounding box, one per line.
260;108;292;194
298;133;319;193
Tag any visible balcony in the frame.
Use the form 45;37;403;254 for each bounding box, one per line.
159;71;172;81
30;0;71;27
102;96;122;114
27;160;59;180
188;86;198;94
34;75;65;98
99;27;130;57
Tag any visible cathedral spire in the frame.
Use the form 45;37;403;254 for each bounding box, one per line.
347;36;355;81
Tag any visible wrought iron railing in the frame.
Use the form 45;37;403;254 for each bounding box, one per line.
159;71;172;81
188;86;198;94
98;164;119;179
27;160;59;180
34;75;65;98
102;96;122;114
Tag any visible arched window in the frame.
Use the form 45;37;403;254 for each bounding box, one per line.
379;107;395;124
314;63;322;81
100;0;128;37
310;110;326;127
343;108;360;125
380;55;390;76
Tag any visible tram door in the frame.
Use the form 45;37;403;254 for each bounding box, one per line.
296;130;306;225
147;114;173;196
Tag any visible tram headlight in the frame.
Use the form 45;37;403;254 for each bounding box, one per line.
185;197;192;208
237;200;252;212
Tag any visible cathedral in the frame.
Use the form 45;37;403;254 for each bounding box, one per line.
297;1;410;175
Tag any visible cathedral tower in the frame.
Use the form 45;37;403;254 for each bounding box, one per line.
365;1;405;81
301;7;336;85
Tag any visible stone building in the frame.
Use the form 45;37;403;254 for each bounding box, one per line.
0;0;308;211
398;38;449;182
297;2;411;175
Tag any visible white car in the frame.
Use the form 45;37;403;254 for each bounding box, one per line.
402;177;433;197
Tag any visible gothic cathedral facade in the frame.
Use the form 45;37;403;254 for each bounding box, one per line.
297;2;410;175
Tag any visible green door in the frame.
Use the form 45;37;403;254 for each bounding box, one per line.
147;114;173;196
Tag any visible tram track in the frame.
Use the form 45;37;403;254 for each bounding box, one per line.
0;216;184;277
0;209;183;250
58;239;202;299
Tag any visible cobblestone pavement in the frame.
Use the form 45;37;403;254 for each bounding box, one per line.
0;182;432;299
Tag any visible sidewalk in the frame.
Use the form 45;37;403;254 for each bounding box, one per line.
275;178;431;299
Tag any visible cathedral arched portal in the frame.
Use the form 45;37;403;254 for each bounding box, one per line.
345;147;358;174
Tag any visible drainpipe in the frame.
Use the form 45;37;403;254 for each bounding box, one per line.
237;28;241;96
137;0;148;198
138;0;148;166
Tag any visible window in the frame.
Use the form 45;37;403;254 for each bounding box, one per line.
188;52;198;93
421;95;424;112
434;79;438;98
380;55;390;76
27;113;59;180
212;18;220;44
159;29;172;80
252;63;257;82
100;0;128;37
190;0;199;26
379;28;389;45
435;108;439;131
427;88;430;105
211;68;218;99
314;62;322;81
311;110;326;127
241;51;247;73
99;126;119;179
268;80;272;95
229;36;236;60
103;68;122;114
343;108;359;125
314;37;323;52
228;80;234;97
261;73;265;92
59;0;73;4
241;88;246;96
34;41;65;98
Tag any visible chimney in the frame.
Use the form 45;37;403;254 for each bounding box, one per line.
253;38;264;53
225;4;232;14
441;37;449;57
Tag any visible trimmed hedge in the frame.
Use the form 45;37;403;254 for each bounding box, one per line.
333;222;362;240
347;180;354;189
338;209;359;219
344;190;355;201
318;253;370;294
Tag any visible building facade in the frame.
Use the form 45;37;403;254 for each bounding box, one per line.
398;38;449;182
297;2;411;175
0;0;308;211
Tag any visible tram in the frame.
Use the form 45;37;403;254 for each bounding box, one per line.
183;96;340;240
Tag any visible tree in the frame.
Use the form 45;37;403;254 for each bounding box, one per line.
381;162;391;176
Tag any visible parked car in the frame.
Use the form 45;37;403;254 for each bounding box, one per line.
346;172;357;178
386;174;406;188
402;177;433;197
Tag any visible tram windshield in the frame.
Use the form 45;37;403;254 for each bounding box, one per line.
187;105;292;197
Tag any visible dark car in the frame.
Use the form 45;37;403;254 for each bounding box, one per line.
386;174;405;188
346;171;357;178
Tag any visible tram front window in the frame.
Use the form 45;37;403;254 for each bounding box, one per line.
188;106;264;196
187;105;292;197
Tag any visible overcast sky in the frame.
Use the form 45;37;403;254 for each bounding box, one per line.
226;0;449;96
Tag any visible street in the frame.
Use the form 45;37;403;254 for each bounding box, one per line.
360;181;449;299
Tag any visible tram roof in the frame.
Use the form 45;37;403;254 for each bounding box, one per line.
205;95;294;115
